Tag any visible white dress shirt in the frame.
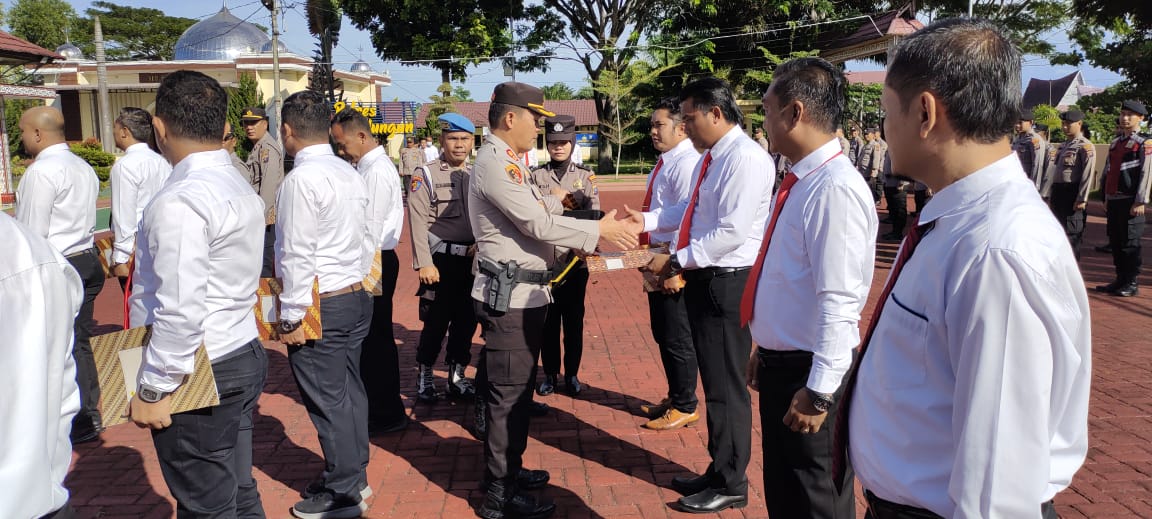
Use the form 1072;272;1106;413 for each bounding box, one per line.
643;138;700;245
275;144;370;321
424;144;439;162
642;125;774;268
850;154;1091;518
0;213;82;519
110;143;172;264
129;150;265;392
358;145;404;253
15;143;99;256
749;139;878;394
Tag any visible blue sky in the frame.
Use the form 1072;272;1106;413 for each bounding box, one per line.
59;0;1127;103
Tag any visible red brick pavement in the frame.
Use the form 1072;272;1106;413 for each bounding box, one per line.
69;188;1152;518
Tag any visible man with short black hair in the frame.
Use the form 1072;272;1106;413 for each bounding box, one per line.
128;70;268;518
1013;107;1047;190
276;90;373;518
842;19;1090;518
747;57;876;519
1096;100;1152;297
1041;109;1097;260
110;107;172;288
632;77;774;513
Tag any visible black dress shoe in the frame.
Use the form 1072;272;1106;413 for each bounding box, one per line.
536;374;557;396
516;469;550;490
563;375;582;396
676;488;747;514
1095;280;1122;293
477;479;556;519
528;401;550;417
70;414;104;445
1114;282;1139;297
670;473;714;496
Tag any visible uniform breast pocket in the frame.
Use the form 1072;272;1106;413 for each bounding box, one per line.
1063;152;1077;166
869;292;930;390
439;199;463;218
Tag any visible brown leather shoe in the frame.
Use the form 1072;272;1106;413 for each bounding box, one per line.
644;409;699;430
640;398;671;418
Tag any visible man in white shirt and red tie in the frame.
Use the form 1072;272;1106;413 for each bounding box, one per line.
744;57;878;519
110;107;172;289
637;96;702;431
840;18;1091;519
15;105;104;444
128;70;268;518
275;90;374;519
632;77;774;513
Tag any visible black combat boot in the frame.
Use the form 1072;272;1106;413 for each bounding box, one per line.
476;479;555;519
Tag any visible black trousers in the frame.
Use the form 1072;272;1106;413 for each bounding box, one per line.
863;491;1056;519
1050;183;1086;260
871;176;883;203
289;290;373;498
361;249;406;425
912;190;930;215
682;268;752;495
260;224;276;278
884;186;907;235
152;340;268;518
474;301;547;481
65;248;104;429
541;266;588;377
415;252;479;367
647;289;698;414
1106;198;1144;283
757;349;854;519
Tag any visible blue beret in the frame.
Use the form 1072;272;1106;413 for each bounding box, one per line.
438;113;475;134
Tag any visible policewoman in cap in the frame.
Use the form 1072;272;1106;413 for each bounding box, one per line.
409;112;481;403
1040;109;1097;259
529;115;599;397
240;106;284;277
1096;99;1152;297
468;81;639;519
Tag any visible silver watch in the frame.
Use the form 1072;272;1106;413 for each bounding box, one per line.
138;384;169;403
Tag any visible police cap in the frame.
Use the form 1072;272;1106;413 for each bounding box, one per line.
438;112;475;134
544;115;576;142
1121;99;1148;116
1018;107;1034;121
240;107;268;121
1060;110;1085;123
491;82;556;117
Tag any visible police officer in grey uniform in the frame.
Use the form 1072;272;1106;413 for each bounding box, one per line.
469;82;640;519
1040;109;1097;260
1013;107;1047;190
879;149;909;240
529;115;600;397
1096;100;1152;297
848;126;865;166
859;127;886;203
241;107;285;277
411;112;480;403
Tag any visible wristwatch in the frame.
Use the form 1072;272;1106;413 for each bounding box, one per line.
666;255;683;277
278;319;303;335
138;384;169;403
807;388;834;413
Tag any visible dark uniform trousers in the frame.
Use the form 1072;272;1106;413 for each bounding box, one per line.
912;190;930;216
39;503;74;519
1050;184;1087;259
152;339;268;518
289;290;372;498
541;264;589;377
647;289;698;414
682;267;752;495
884;186;908;236
757;349;854;519
1106;198;1144;283
863;491;1056;519
260;225;276;278
415;250;479;367
361;249;405;425
474;301;548;481
65;248;104;431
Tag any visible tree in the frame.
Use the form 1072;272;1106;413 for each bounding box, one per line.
915;0;1070;56
452;85;473;102
1032;104;1064;143
228;73;263;160
423;83;459;139
592;60;678;176
540;82;576;101
845;82;883;130
305;0;343;103
1055;0;1152;104
342;0;562;85
74;2;195;60
7;0;79;50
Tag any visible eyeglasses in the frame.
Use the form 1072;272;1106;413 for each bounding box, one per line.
223;134;236;142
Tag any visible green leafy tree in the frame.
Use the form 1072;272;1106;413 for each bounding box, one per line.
540;82;576;101
305;0;343;103
74;2;196;60
1032;104;1065;143
451;85;473;102
7;0;79;50
591;60;678;176
1054;0;1152;104
845;82;882;130
423;83;459;140
228;73;263;160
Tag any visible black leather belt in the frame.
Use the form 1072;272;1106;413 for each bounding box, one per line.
864;491;943;519
65;247;97;259
478;260;552;285
682;266;749;281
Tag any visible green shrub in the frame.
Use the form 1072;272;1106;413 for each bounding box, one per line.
93;166;111;182
70;142;116;168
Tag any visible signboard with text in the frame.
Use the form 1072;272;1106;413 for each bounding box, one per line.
333;100;418;135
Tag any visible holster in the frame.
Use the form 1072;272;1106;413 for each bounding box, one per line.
479;259;551;313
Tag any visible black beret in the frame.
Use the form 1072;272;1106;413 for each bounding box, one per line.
1018;107;1034;121
1121;99;1148;116
1060;110;1085;122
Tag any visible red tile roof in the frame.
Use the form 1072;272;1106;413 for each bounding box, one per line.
416;99;599;128
845;70;886;85
0;30;62;65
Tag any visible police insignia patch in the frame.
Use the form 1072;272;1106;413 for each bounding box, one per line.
505;164;523;184
410;175;424;193
1083;143;1095;156
573;179;583;190
505;149;519;161
260;148;269;163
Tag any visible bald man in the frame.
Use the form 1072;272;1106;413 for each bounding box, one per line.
16;106;105;444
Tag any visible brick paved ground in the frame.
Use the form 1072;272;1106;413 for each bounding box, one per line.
70;185;1152;518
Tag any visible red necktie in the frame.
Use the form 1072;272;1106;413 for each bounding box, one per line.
830;216;933;490
639;158;664;247
739;171;798;325
674;152;713;252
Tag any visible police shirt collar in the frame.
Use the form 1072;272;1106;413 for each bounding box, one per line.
294;143;335;162
917;153;1022;226
789;139;843;181
485;133;516;158
170;149;231;183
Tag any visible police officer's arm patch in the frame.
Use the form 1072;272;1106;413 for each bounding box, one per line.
1083;143;1095;157
411;175;425;193
506;164;524;184
260;147;270;163
1145;141;1152;156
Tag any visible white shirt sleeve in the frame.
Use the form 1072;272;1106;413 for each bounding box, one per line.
138;199;212;392
944;249;1090;518
14;166;57;239
109;159;139;264
275;175;319;321
378;160;404;250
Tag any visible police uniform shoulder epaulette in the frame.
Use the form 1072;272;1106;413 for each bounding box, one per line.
531;165;548;173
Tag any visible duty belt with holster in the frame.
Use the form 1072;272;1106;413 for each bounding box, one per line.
479;259;551;312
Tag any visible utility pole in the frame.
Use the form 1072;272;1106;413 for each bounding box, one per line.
968;0;974;17
263;0;283;137
94;16;114;153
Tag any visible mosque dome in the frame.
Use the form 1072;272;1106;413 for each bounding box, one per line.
350;60;372;73
55;42;83;61
174;6;270;61
261;39;288;55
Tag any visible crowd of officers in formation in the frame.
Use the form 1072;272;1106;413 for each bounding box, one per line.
5;15;1141;519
